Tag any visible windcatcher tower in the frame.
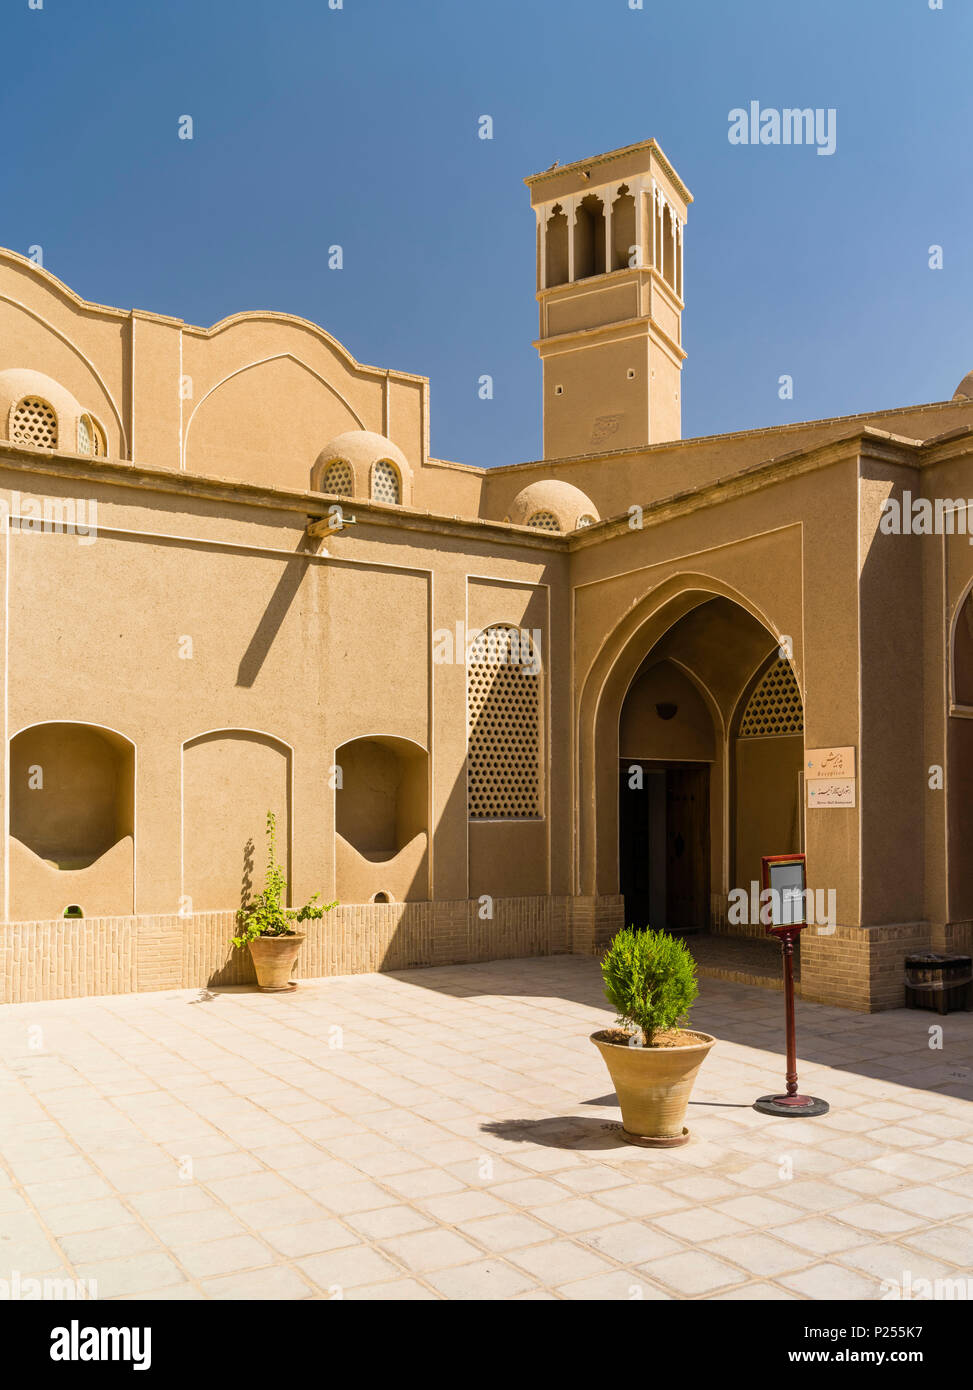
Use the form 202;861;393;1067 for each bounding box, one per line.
526;139;691;460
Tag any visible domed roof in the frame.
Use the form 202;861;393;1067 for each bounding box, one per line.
313;430;410;476
0;368;83;430
953;371;973;401
506;479;600;533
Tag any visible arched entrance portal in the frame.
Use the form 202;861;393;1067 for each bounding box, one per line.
582;586;805;936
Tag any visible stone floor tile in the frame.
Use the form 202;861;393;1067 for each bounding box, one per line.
378;1228;486;1273
557;1269;673;1300
713;1280;800;1299
345;1278;439;1300
74;1251;186;1299
298;1244;407;1290
507;1239;613;1284
345;1205;435;1240
703;1231;814;1277
201;1265;312;1299
174;1234;275;1278
831;1202;923;1235
423;1258;537;1299
645;1250;747;1296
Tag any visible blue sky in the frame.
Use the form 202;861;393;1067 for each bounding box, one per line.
2;0;970;468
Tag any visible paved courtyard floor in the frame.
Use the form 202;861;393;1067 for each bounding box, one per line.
1;955;972;1301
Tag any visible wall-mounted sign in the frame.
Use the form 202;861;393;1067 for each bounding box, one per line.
806;746;856;809
805;746;855;779
807;779;856;809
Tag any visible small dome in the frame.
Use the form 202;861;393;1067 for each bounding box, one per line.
953;371;973;402
506;479;600;533
311;429;412;503
0;369;84;450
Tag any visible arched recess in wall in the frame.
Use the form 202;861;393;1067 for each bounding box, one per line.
578;575;784;900
334;736;429;903
182;730;292;913
183;354;365;490
947;585;973;918
611;185;636;272
574;195;606;280
545;205;569;287
731;655;805;892
8;721;135;920
951;588;973;708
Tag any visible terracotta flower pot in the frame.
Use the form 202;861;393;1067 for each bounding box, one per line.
590;1029;716;1147
248;933;305;992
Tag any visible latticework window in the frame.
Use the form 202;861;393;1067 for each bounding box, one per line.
321;460;353;496
11;397;57;449
467;625;542;819
576;514;596;529
77;414;106;457
372;460;400;505
738;659;804;738
527;510;560;532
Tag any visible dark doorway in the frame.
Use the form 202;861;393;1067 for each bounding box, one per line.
619;760;709;934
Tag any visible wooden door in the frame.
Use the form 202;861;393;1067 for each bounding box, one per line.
665;766;709;933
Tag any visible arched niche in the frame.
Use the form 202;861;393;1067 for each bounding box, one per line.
8;721;135;920
574;195;606;280
611;185;636;272
335;737;427;858
334;736;429;903
182;730;291;912
10;722;134;867
952;589;973;707
545;204;569;287
620;660;716;762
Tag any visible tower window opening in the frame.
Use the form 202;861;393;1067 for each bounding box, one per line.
662;204;676;287
574;195;605;280
611;185;636;272
545;204;569;287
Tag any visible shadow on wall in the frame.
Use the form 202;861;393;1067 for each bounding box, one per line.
236;533;319;688
8;722;135;919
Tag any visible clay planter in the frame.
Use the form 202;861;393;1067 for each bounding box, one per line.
591;1029;716;1147
248;933;305;992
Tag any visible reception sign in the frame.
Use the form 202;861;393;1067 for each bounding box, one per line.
805;746;855;779
806;746;856;808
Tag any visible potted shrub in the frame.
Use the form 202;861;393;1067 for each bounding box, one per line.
591;927;715;1147
232;811;337;992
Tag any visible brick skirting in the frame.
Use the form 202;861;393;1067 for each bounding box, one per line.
2;898;959;1011
0;895;626;1005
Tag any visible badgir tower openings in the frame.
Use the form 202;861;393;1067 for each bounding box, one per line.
1;138;972;1011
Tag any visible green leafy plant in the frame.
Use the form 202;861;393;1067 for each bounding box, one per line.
232;811;337;948
600;927;699;1046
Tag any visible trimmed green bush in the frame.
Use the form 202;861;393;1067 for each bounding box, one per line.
600;927;699;1046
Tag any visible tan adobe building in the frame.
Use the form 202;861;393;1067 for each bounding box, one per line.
1;139;971;1011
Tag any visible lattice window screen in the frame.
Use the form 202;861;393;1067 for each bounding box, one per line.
321;460;353;496
372;460;400;505
527;510;560;532
467;625;542;819
11;397;57;449
78;415;92;455
739;659;804;738
576;514;596;529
